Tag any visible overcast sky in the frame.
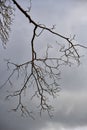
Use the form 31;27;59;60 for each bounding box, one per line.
0;0;87;130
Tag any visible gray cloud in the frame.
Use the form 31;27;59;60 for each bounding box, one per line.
0;90;87;130
0;0;87;130
53;91;87;127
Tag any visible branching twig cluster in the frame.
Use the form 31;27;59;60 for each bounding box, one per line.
0;0;13;46
0;0;87;118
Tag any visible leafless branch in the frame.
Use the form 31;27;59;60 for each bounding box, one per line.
0;0;87;118
0;0;14;46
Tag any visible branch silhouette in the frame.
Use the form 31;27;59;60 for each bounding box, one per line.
0;0;87;118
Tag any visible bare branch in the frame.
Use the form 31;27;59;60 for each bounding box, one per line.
0;0;87;118
0;0;14;46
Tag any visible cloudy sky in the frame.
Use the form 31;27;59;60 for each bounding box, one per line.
0;0;87;130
